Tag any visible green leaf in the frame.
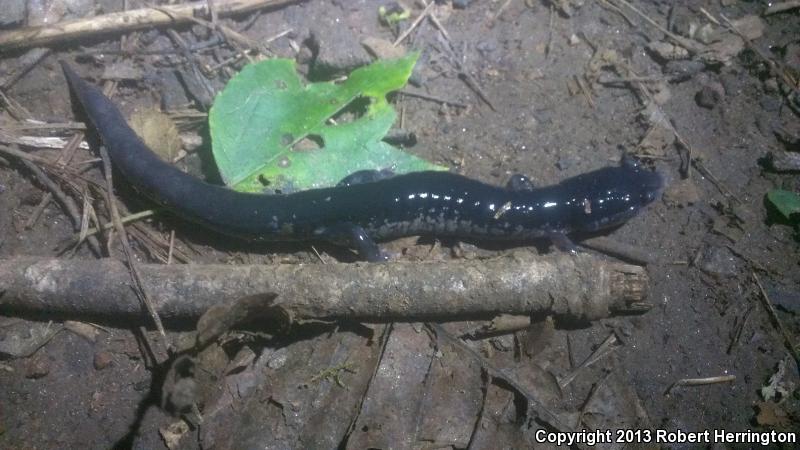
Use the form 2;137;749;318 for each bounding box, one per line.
209;52;445;193
767;190;800;220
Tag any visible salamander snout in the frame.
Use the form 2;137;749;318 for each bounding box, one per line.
637;169;665;207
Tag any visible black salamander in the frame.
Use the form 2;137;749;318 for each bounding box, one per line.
61;62;664;261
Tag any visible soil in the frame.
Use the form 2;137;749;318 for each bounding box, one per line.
1;0;799;449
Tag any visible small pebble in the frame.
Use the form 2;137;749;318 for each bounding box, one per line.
662;179;699;207
476;40;497;55
756;114;775;136
556;154;579;171
25;355;50;379
695;84;723;109
784;43;800;73
759;96;781;112
698;246;740;277
93;351;113;370
766;151;800;172
361;36;406;60
490;335;514;352
763;78;779;94
663;60;705;82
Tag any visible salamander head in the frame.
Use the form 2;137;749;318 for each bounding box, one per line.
573;156;664;232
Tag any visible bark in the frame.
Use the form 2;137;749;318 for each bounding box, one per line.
0;253;649;323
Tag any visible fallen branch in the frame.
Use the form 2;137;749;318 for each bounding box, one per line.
0;0;302;51
0;253;649;323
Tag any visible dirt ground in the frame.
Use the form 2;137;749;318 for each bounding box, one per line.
1;0;799;448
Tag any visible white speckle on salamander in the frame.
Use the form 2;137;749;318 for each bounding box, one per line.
583;198;592;214
493;201;512;219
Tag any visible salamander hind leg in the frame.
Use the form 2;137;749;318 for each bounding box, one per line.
337;169;395;187
506;174;534;191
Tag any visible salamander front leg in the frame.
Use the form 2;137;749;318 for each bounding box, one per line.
320;223;389;262
506;174;534;191
337;169;395;187
349;226;389;262
547;231;578;254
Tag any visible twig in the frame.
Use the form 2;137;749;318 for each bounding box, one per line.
208;0;219;24
579;236;658;265
429;323;576;434
17;157;103;256
489;0;515;26
150;3;265;57
125;224;191;264
752;272;800;366
664;375;736;395
458;72;497;111
575;75;596;108
596;0;635;26
0;143;81;172
393;1;434;47
718;13;799;116
691;158;741;204
0;48;50;89
425;2;452;44
24;193;53;229
76;186;93;249
164;28;217;104
0;89;33;120
727;305;753;355
56;129;93;167
558;332;621;389
76;209;157;239
0;0;303;51
597;75;665;84
399;90;468;108
605;0;704;54
99;147;169;351
1;121;86;131
0;144;185;262
167;230;176;265
1;253;650;321
546;5;555;58
697;7;721;27
0;132;90;150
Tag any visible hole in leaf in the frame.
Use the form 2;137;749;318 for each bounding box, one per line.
329;96;372;125
258;174;271;186
280;133;294;146
292;134;324;152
